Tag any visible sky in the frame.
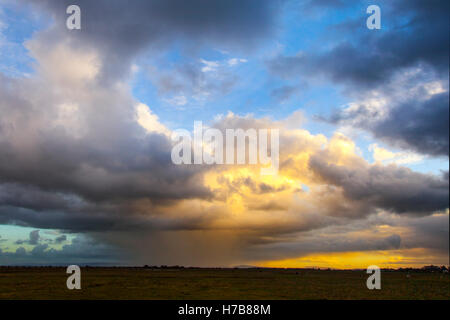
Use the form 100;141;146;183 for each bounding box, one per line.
0;0;448;268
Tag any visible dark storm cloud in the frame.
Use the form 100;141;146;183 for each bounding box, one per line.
379;234;401;250
309;155;449;215
0;183;80;212
403;213;449;252
0;197;216;233
241;212;447;263
21;0;284;80
0;0;280;227
0;34;211;234
329;92;449;157
270;0;449;87
0;133;210;202
268;0;449;157
35;0;280;46
0;72;211;205
364;211;449;253
371;92;449;157
0;183;128;231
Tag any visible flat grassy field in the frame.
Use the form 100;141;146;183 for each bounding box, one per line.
0;267;448;300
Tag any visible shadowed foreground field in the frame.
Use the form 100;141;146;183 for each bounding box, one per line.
0;267;448;300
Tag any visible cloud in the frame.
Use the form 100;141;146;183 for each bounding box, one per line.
369;144;423;165
135;103;171;135
29;230;40;245
147;58;241;104
0;13;212;237
1;60;447;264
14;230;40;245
309;152;449;216
367;92;449;157
200;59;220;73
0;0;447;267
227;58;247;66
268;0;449;157
270;0;448;87
55;235;67;244
20;0;284;81
0;48;210;205
1;235;127;265
328;89;449;157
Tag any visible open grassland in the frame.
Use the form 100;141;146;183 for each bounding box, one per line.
0;267;448;300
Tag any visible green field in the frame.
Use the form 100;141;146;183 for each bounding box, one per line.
0;267;448;300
